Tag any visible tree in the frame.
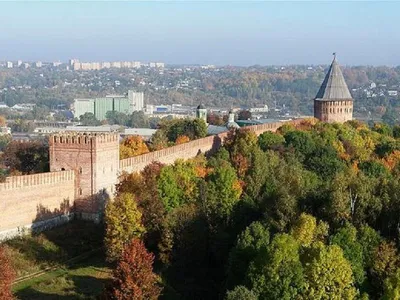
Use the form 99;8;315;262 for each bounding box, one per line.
119;136;150;159
383;268;400;300
284;130;316;162
2;140;49;174
110;239;161;300
358;225;382;269
79;112;100;126
371;241;399;285
0;134;11;151
290;213;329;247
175;135;190;145
149;130;169;151
327;168;381;226
303;243;357;300
238;110;251;120
129;111;150;128
382;109;397;126
157;160;199;212
0;115;6;127
104;193;145;261
0;246;15;300
247;234;305;300
331;224;365;286
106;111;129;126
226;222;270;289
225;286;257;300
258;131;285;151
203;160;242;225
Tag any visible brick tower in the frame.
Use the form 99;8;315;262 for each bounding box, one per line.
314;54;353;123
49;133;120;219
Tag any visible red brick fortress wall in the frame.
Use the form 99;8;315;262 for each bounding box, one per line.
0;170;75;240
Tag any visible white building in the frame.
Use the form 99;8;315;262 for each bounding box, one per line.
6;61;13;68
36;61;42;68
17;60;22;67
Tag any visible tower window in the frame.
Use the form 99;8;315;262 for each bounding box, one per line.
79;167;83;174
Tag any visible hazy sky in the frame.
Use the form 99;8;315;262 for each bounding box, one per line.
0;1;398;66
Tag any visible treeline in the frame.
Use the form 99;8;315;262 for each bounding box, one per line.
102;119;400;299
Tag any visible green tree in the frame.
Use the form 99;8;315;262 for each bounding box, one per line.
258;131;285;151
203;160;242;225
79;112;100;126
303;243;357;300
157;160;199;212
104;193;145;261
247;234;305;300
383;268;400;300
358;225;382;269
130;111;150;128
226;222;270;289
331;224;365;286
225;286;257;300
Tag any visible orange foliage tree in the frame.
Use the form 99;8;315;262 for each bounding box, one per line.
120;136;150;159
175;135;190;145
110;239;162;300
0;246;15;300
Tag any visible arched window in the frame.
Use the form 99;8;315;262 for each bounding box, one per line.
61;167;65;171
79;188;82;196
79;167;82;174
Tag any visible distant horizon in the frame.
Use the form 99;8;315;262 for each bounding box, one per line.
1;2;399;66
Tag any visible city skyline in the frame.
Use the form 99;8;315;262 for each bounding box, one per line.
0;2;399;66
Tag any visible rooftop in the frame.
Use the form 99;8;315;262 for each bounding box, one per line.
315;55;353;101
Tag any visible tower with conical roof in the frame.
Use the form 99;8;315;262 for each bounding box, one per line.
314;54;353;123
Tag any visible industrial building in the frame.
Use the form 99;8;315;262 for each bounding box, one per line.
73;90;144;120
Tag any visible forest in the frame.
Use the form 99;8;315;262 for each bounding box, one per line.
103;119;400;299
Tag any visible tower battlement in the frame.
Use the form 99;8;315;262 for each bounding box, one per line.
50;133;119;146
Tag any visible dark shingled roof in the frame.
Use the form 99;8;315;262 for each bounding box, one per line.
197;104;205;109
315;56;352;101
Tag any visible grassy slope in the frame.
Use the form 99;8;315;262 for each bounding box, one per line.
1;221;111;299
13;254;111;300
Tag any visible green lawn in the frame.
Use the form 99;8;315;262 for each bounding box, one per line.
13;254;111;300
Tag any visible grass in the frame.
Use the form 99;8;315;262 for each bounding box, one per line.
3;220;104;278
13;253;112;300
1;220;111;299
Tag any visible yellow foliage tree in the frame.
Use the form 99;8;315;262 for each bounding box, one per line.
0;116;6;127
120;135;150;159
104;193;145;261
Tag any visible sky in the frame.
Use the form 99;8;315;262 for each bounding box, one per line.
0;1;399;66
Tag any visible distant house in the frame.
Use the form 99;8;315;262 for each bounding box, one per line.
388;90;398;97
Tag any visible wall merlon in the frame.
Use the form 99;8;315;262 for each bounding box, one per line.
0;170;75;192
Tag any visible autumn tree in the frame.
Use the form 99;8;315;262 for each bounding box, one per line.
0;246;15;300
104;193;145;261
290;213;329;247
371;241;399;286
119;136;150;159
0;115;6;127
116;162;166;250
175;135;190;145
110;239;161;300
